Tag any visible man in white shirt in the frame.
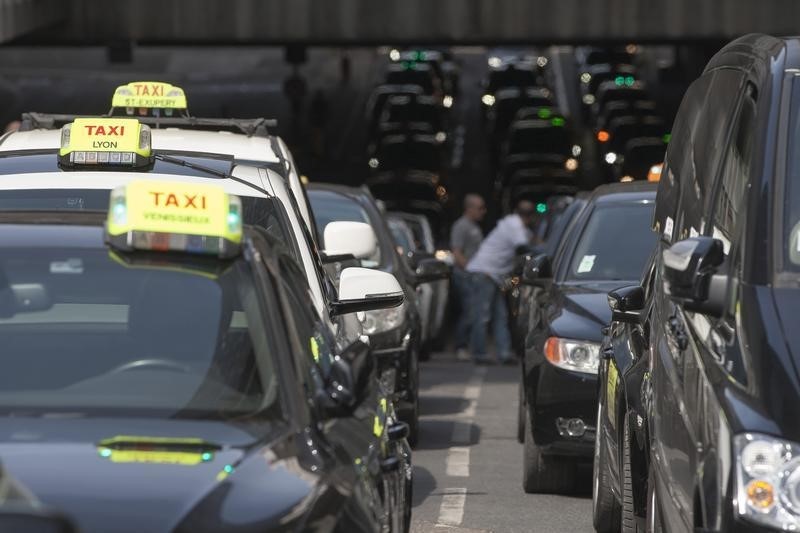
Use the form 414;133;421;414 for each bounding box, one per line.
466;200;535;364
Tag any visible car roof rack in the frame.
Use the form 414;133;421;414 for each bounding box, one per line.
18;113;277;138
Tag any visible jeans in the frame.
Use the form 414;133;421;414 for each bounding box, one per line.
469;273;512;362
452;269;473;349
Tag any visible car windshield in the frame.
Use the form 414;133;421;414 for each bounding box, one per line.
0;228;280;420
309;189;383;267
0;190;301;263
565;201;656;282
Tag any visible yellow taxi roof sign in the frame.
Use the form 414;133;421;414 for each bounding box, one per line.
59;118;151;166
106;180;243;258
111;81;188;111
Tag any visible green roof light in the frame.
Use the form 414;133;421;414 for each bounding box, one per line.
551;117;565;127
536;202;547;214
663;133;672;144
537;108;552;119
625;76;635;87
615;76;625;86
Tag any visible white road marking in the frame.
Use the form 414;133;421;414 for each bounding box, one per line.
437;366;488;527
445;446;471;477
437;487;468;526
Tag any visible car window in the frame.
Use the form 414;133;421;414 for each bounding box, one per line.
654;73;713;242
711;84;756;252
308;189;383;267
0;241;280;420
566;202;656;282
675;69;746;241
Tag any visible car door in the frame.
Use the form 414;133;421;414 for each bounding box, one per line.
276;255;393;531
681;80;756;529
652;68;748;530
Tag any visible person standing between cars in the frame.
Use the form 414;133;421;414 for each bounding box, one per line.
450;193;487;360
466;200;535;365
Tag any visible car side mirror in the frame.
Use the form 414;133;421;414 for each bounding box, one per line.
413;257;451;285
607;284;645;324
331;267;404;315
662;237;726;316
317;339;374;417
0;284;52;319
323;221;378;262
520;254;552;285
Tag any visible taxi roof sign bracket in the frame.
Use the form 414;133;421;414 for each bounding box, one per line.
21;112;276;138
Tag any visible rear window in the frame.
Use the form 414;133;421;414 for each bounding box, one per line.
565;201;656;282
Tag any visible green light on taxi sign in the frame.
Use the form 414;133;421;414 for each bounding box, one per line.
615;76;625;86
536;203;547;214
537;108;552;119
663;133;672;144
551;117;565;127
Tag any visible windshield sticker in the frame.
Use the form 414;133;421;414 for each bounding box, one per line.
50;258;84;275
663;216;674;240
577;255;596;273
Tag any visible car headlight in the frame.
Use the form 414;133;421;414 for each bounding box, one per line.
543;337;600;374
735;433;800;529
362;303;406;335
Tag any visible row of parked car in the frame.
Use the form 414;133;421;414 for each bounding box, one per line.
363;49;458;245
0;79;459;532
509;34;800;533
575;46;670;183
481;51;586;211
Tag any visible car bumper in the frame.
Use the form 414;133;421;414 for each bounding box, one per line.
530;363;597;458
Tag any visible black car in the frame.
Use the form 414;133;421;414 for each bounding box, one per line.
508;194;589;372
606;34;800;533
517;182;656;494
0;205;412;532
308;184;449;447
592;254;657;533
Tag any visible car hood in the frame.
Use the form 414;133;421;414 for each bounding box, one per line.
548;281;629;342
0;418;318;533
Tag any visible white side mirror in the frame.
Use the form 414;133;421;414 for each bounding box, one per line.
323;221;378;260
332;267;404;315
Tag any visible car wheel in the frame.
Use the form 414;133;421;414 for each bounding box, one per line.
593;402;621;533
403;472;413;533
516;379;525;444
399;389;420;448
522;404;575;494
622;416;645;532
419;341;431;362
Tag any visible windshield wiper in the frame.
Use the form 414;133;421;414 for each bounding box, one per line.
154;153;269;197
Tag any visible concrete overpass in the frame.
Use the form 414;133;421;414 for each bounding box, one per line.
0;0;67;43
4;0;800;45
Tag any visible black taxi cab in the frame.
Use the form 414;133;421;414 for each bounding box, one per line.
599;34;800;532
0;123;412;532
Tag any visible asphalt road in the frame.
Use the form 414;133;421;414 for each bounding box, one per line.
410;353;593;533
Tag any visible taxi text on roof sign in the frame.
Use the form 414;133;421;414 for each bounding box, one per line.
59;118;151;167
106;179;243;258
112;81;188;111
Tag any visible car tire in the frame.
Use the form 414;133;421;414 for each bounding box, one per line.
516;379;526;444
399;387;420;448
522;404;575;494
419;341;431;362
593;402;621;533
645;461;660;533
622;416;645;532
403;472;412;533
